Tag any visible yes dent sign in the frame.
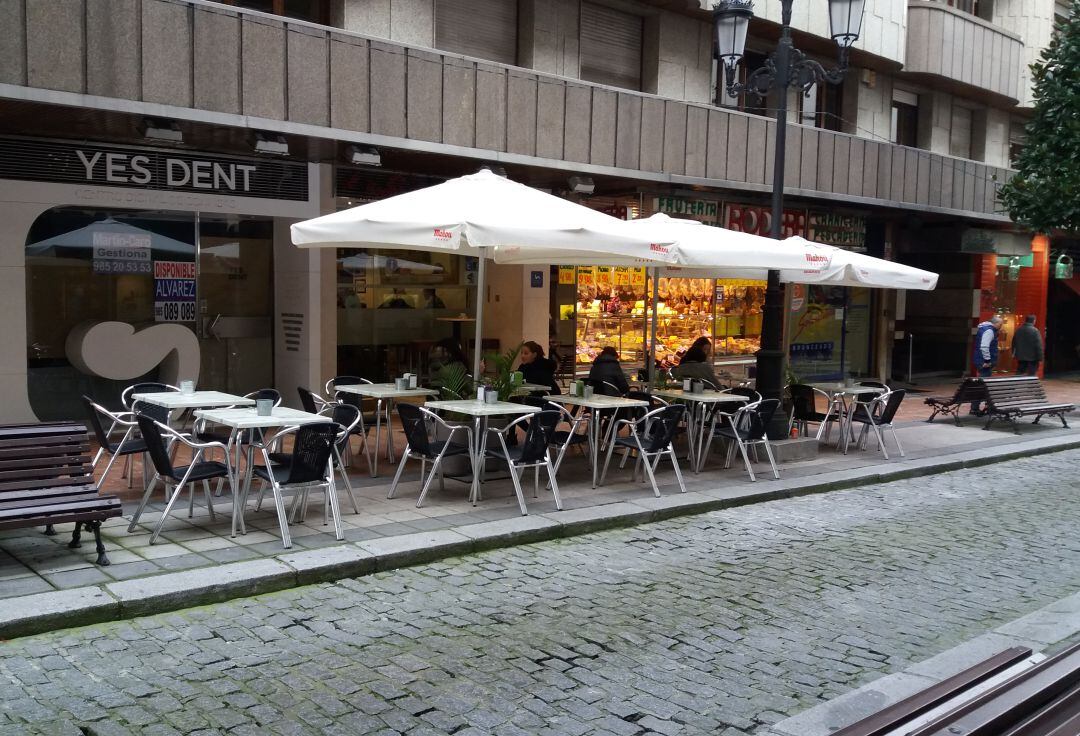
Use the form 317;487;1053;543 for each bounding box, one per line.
0;138;309;201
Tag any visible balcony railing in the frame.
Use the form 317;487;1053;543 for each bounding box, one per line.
906;1;1024;102
0;0;1011;219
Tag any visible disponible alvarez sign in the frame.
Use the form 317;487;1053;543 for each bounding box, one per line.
0;138;309;201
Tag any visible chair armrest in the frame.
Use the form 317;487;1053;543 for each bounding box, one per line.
485;413;534;434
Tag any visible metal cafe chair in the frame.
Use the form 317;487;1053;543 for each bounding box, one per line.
520;397;592;475
600;404;687;496
704;398;781;482
83;396;147;489
787;383;842;439
300;386;372;474
850;388;907;459
129;414;234;542
387;403;474;508
243;422;340;549
484;410;564;516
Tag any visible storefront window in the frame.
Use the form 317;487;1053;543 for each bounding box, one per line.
25;207;197;419
335;248;477;381
787;285;873;381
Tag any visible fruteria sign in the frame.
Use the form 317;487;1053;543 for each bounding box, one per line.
153;261;197;323
653;197;720;223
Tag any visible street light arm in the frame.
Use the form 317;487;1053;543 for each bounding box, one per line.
721;44;850;103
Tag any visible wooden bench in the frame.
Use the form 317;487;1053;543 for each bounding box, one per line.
924;378;988;425
0;422;123;565
833;642;1080;736
981;376;1074;434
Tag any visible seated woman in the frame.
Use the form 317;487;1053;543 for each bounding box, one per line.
519;341;560;394
588;346;630;395
672;336;721;388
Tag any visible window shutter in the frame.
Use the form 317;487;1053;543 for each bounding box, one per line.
435;0;518;66
579;2;643;91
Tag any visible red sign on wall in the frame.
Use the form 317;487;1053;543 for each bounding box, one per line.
724;204;807;238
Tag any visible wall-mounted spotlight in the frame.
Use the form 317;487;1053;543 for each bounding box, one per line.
254;132;289;156
347;145;381;166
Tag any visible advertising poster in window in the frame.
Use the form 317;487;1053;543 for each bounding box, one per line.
92;231;152;274
153;261;197;322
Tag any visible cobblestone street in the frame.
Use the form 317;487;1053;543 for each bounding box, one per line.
2;449;1080;736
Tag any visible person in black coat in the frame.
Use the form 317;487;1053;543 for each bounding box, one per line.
519;341;560;394
588;346;630;395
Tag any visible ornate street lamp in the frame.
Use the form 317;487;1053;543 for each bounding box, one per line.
713;0;863;438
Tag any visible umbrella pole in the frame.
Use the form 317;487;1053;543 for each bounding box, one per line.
473;256;487;380
648;268;659;388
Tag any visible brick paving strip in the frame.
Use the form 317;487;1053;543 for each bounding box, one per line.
0;428;1077;641
0;448;1078;735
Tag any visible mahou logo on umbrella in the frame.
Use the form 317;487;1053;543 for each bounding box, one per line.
433;228;453;241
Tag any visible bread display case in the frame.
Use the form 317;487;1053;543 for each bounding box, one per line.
572;269;765;370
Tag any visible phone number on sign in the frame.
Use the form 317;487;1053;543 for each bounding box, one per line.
154;301;196;322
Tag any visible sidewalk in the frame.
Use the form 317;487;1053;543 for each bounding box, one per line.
0;389;1076;638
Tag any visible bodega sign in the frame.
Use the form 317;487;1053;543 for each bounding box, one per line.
0;138;309;201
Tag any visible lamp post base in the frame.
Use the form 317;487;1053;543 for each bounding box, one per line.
755;270;790;440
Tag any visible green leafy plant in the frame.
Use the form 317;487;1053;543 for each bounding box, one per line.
998;1;1080;233
489;343;523;402
434;361;473;401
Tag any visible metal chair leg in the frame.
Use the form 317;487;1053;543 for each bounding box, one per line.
545;455;563;510
387;448;411;499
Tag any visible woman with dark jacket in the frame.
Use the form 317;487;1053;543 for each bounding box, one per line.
672;336;721;388
519;341;560;394
588;346;630;395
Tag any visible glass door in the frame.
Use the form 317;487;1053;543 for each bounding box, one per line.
197;217;274;395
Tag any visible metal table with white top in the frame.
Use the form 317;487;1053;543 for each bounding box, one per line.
653;389;749;471
544;394;651;488
334;383;440;476
809;383;888;454
192;406;329;539
424;399;539;504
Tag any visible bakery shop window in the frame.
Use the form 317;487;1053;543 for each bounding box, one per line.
572;267;765;371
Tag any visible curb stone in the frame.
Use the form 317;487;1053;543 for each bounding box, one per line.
1;434;1078;640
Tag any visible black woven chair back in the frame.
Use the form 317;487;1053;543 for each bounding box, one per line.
641;404;685;453
877;389;906;424
730;387;759;401
82;396;115;452
329;403;360;451
124;382;174;406
789;384;818;420
250;388;280;404
332;376;366;408
520;396;548;409
589;379;622;397
329;375;364;391
397;403;433;457
297;387;319;414
136;414;176;479
624;390;657;421
131;400;170;424
742;399;780;441
284;422;337;485
520;411;560;464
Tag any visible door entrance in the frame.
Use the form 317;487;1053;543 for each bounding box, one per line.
197;217;274;395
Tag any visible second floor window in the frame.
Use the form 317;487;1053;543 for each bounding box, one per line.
798;81;844;131
217;0;333;24
435;0;519;66
716;51;769;116
579;2;644;91
891;89;919;147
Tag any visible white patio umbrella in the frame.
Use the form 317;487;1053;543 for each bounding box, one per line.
292;170;678;376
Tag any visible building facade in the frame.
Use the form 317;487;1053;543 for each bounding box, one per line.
0;0;1066;422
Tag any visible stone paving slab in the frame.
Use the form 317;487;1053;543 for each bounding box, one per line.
0;428;1079;640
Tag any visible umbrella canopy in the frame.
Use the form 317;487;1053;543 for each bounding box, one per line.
292;169;677;266
705;237;939;290
625;214;832;273
292;170;678;376
778;237;938;289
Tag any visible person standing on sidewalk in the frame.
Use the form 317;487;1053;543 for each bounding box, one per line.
970;315;1003;414
1012;314;1044;376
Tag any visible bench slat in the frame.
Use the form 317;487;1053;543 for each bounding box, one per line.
0;505;123;531
0;498;121;521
